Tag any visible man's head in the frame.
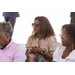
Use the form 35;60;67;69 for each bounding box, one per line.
0;21;12;49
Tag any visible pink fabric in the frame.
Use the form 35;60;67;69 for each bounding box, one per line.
0;40;26;62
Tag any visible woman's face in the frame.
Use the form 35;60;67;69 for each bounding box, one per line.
33;19;41;34
60;28;73;46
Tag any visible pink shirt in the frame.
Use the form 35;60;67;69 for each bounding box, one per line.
0;40;26;62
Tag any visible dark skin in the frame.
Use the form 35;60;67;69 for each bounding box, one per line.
26;26;75;62
26;19;53;61
52;28;75;62
0;30;10;50
61;28;74;59
31;46;53;61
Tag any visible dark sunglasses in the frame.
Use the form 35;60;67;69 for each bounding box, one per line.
32;23;40;27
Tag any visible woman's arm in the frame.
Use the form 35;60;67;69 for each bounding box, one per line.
32;47;53;61
43;50;53;61
52;61;56;62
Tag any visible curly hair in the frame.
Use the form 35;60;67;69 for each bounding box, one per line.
62;23;75;42
32;16;55;39
0;21;12;34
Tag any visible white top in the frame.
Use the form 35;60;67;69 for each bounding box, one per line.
53;45;75;62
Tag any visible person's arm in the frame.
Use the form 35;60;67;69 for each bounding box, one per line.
32;47;53;61
52;60;56;62
31;36;58;61
43;50;53;61
25;36;32;56
25;48;32;57
25;49;29;57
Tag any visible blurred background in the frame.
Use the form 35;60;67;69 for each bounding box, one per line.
0;12;71;52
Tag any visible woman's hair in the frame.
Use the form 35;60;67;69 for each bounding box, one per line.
0;21;12;34
62;23;75;42
32;16;55;39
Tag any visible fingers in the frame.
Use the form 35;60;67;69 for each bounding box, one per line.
30;48;36;53
32;47;37;51
26;46;38;53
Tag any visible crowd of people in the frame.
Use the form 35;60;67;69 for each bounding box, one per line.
0;12;75;62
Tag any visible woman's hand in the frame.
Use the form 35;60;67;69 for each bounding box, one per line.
32;46;43;53
26;46;44;54
32;46;53;61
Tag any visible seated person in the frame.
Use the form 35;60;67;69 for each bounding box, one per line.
53;23;75;62
0;21;26;62
25;16;58;62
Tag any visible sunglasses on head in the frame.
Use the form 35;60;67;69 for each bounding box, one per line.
32;23;40;27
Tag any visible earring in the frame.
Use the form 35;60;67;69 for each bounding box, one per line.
72;44;74;50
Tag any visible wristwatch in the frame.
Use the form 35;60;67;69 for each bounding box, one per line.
41;48;46;54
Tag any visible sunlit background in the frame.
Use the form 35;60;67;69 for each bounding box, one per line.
0;12;71;44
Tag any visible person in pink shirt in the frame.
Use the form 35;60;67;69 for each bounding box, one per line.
0;21;26;62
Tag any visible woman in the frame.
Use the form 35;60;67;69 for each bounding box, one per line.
26;16;57;62
53;23;75;62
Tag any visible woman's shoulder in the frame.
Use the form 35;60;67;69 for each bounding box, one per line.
46;36;57;40
55;45;66;52
28;35;38;41
58;45;66;49
29;35;37;39
68;50;75;62
28;36;32;39
60;45;65;47
70;49;75;56
28;35;34;40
